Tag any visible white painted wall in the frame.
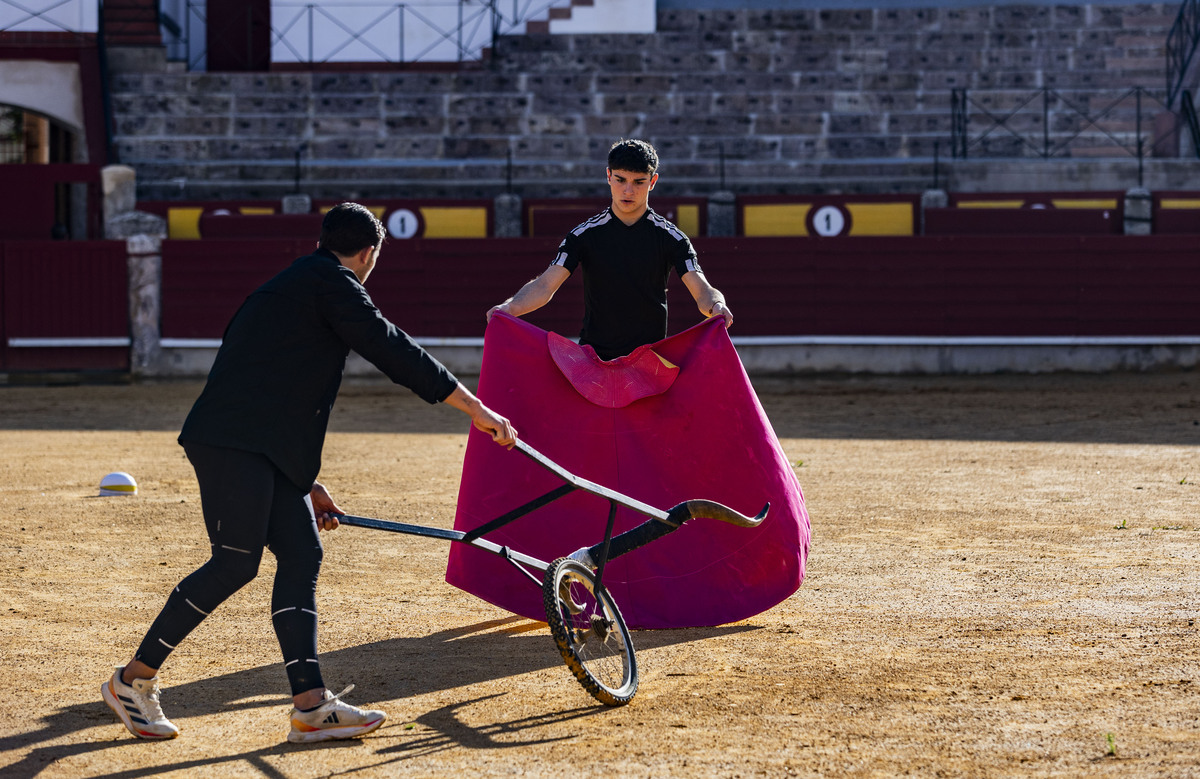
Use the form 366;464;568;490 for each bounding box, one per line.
0;61;85;135
547;0;655;34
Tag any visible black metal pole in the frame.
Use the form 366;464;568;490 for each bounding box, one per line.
1136;88;1144;187
718;141;726;189
933;140;940;189
1043;88;1050;158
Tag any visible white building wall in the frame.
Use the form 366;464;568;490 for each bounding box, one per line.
547;0;655;34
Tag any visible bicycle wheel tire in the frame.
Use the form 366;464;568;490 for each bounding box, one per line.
542;558;638;706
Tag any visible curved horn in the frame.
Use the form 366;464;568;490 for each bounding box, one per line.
683;499;770;528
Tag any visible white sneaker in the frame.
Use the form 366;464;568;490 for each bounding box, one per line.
287;685;387;743
567;547;596;569
101;667;180;739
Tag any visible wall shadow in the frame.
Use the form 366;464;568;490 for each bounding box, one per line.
1;373;1195;445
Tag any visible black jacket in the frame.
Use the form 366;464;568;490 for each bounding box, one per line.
179;248;457;490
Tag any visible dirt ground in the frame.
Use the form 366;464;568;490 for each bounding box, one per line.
1;372;1198;778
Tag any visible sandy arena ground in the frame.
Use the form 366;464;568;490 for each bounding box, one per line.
1;372;1198;778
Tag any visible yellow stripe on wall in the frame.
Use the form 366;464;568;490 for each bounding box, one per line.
420;207;488;238
846;203;913;236
743;204;810;236
1051;199;1118;209
1160;199;1200;209
957;201;1027;209
167;207;204;240
674;204;700;237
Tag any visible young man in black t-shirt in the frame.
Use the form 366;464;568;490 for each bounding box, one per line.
488;139;732;360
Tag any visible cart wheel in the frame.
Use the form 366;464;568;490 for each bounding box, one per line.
542;558;638;706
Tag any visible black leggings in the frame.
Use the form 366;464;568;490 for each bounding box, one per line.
135;442;325;696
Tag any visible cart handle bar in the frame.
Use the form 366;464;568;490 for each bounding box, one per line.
511;438;768;528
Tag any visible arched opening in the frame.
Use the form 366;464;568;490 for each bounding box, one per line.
0;104;78;165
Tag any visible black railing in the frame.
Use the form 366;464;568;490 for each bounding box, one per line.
1180;90;1200;158
1167;0;1200;107
951;86;1174;162
0;0;89;34
161;0;567;70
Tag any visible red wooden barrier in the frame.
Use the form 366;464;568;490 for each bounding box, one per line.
161;237;578;340
1;240;129;372
688;235;1200;337
197;212;323;239
923;207;1121;236
160;236;1200;345
0;165;103;241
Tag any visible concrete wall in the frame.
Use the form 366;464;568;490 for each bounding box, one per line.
0;60;86;144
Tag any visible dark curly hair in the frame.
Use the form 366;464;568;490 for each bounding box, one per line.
607;139;659;175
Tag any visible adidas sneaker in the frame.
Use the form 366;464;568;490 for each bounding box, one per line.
101;666;180;739
287;685;387;743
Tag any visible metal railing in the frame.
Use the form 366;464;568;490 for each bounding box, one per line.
1180;89;1200;157
161;0;567;70
950;86;1179;170
1167;0;1200;107
0;0;97;34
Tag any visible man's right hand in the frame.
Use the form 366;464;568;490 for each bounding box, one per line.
443;383;518;449
471;406;517;448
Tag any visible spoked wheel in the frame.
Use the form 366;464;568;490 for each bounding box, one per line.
542;558;638;706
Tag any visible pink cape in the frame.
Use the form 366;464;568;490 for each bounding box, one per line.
445;313;810;629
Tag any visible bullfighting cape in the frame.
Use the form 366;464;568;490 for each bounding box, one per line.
445;313;810;629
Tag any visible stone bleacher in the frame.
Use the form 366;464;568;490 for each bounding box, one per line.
106;3;1190;204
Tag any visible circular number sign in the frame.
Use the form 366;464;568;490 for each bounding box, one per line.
810;205;850;237
387;208;421;239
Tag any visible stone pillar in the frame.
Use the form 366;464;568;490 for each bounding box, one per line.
494;192;523;237
101;165;138;223
920;189;949;236
282;193;312;214
707;191;736;237
1124;187;1152;235
102;164;169;376
125;235;164;375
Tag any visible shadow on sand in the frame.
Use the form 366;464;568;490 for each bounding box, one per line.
3;617;757;778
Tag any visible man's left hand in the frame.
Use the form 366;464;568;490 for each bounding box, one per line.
711;300;734;328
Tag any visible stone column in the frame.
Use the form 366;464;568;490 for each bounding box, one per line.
125;235;164;375
103;165;169;376
707;191;736;237
494;192;523;237
920;189;949;236
282;193;312;214
1124;187;1153;235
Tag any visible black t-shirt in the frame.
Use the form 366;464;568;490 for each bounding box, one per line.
553;207;700;360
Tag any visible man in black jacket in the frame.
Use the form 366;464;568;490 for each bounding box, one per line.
102;202;516;743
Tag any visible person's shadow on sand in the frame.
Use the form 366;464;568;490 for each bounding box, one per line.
5;618;756;778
